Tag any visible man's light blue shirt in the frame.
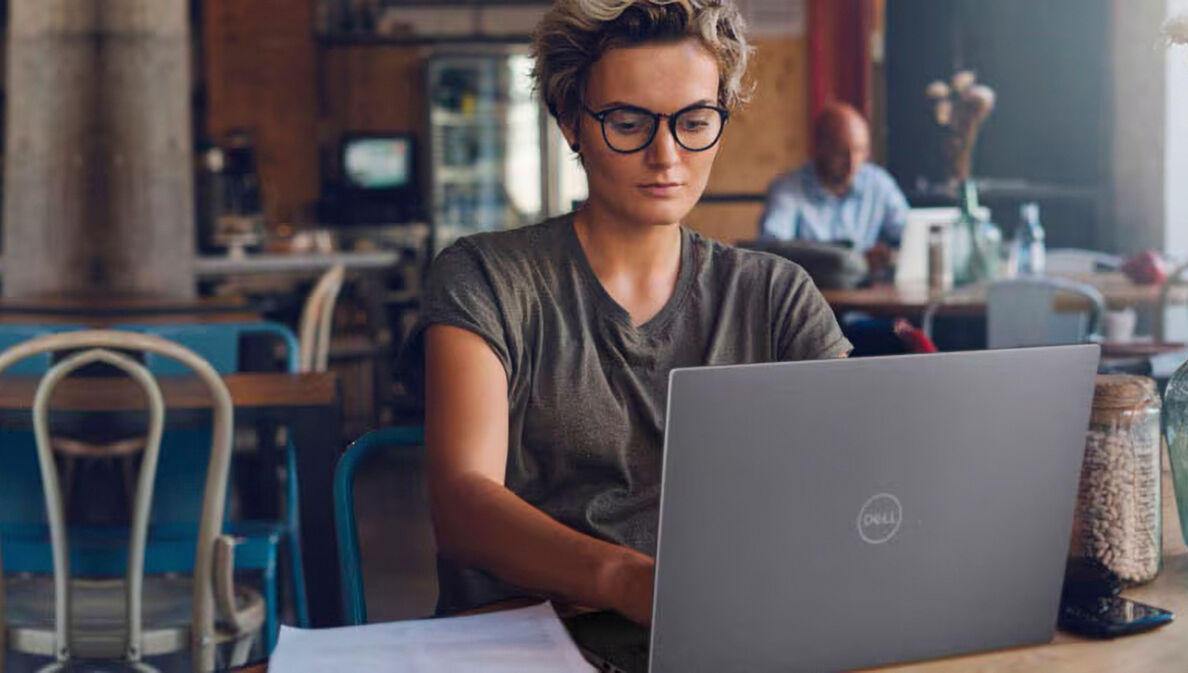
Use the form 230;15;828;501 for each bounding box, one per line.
758;162;909;250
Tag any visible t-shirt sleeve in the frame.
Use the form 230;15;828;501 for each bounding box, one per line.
396;240;513;403
774;263;853;360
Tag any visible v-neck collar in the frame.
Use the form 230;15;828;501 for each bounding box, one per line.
564;215;695;337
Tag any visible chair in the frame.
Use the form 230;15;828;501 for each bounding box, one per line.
921;277;1105;349
0;330;263;672
298;264;346;373
1045;249;1123;274
334;426;424;625
985;277;1105;349
112;321;308;651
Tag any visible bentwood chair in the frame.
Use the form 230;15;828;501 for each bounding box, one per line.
298;264;346;373
113;321;309;650
0;331;264;672
333;426;424;626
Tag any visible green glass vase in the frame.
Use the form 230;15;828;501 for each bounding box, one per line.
949;179;1002;285
1162;359;1188;546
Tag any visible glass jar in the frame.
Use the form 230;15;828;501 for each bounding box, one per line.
1070;374;1162;584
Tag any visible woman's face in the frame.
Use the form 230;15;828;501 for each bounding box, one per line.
564;38;722;229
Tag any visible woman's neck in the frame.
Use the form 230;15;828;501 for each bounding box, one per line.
574;205;681;278
573;204;684;326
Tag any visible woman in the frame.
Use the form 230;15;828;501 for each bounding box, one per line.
400;0;851;626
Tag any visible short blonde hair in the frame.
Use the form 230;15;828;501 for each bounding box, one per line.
531;0;752;126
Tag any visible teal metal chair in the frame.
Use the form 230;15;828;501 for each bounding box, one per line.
334;426;424;625
113;321;308;650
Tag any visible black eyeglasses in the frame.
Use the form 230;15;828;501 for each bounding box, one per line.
582;102;730;153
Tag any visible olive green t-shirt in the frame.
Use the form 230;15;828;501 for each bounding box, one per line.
400;213;851;613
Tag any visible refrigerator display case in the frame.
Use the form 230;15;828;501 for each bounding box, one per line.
427;46;584;254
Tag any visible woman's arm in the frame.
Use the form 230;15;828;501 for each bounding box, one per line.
424;324;654;624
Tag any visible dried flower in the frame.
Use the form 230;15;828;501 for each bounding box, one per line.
925;81;951;99
925;70;996;182
935;99;952;125
964;85;996;120
951;70;976;93
1165;13;1188;45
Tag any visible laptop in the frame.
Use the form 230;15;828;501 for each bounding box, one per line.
568;345;1099;672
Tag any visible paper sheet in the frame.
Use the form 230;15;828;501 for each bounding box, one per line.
269;603;595;672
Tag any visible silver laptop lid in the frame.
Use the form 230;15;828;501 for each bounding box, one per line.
651;345;1099;673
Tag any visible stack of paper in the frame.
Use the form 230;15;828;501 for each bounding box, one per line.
269;602;595;672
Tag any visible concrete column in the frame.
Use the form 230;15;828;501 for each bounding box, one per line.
3;0;194;299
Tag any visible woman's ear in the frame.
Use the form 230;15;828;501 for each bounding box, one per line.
559;119;580;154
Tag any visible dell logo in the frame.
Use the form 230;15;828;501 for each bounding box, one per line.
857;493;902;545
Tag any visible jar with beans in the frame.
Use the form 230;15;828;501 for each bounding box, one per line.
1070;374;1161;584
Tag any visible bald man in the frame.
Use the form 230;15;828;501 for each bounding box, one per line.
758;104;908;261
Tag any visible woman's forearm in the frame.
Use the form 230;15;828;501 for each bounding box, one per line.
430;471;654;619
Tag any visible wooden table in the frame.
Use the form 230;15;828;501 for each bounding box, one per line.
0;372;346;628
823;273;1188;321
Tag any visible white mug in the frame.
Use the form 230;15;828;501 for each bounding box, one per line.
1103;308;1137;343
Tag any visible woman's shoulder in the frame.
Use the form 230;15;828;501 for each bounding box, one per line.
685;227;812;289
434;215;572;278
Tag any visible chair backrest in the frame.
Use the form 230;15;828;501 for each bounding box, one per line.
298;264;346;373
986;277;1105;349
0;324;84;375
0;325;86;531
109;321;297;530
112;321;299;375
0;330;234;670
334;426;423;625
1045;248;1123;274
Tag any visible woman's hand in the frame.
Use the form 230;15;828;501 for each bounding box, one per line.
600;548;656;626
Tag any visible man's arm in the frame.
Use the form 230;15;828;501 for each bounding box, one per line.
877;173;910;247
425;324;655;624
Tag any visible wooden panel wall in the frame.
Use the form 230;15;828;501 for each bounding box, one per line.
686;37;809;244
204;0;319;225
320;44;431;195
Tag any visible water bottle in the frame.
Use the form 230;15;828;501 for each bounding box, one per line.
1016;202;1046;275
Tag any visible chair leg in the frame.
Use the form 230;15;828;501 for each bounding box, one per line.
264;557;279;654
285;439;310;627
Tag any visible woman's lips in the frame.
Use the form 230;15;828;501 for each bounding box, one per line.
638;182;683;197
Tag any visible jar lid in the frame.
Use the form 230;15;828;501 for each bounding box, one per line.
1093;374;1158;410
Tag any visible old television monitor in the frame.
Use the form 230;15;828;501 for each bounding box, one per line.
331;132;420;224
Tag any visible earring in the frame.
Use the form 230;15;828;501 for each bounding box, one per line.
570;142;580;152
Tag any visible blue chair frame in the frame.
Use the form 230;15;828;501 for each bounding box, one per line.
334;426;424;625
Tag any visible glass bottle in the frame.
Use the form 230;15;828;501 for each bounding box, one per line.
1072;374;1162;584
1015;202;1047;275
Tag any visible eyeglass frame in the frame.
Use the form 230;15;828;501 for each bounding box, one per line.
581;102;730;154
